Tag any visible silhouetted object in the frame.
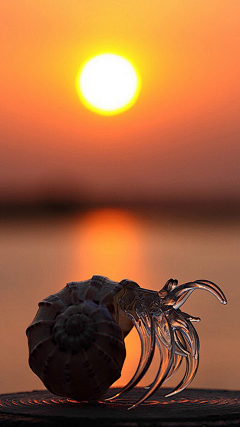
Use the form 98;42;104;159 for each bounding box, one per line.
26;276;227;409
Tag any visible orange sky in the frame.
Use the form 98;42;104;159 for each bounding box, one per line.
1;1;240;204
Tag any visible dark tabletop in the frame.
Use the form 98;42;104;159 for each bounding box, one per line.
0;388;240;426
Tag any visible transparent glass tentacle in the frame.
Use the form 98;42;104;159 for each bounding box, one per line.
145;344;183;390
106;309;155;401
105;277;226;409
128;313;175;410
165;326;199;397
172;280;227;309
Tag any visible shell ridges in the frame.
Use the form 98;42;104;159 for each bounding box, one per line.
27;276;129;401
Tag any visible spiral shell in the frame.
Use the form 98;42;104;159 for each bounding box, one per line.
27;275;227;409
26;275;138;401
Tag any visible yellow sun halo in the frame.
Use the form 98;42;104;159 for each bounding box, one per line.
76;53;141;116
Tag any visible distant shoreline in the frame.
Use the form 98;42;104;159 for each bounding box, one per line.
1;198;239;222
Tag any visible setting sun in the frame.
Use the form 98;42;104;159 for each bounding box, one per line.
76;53;141;116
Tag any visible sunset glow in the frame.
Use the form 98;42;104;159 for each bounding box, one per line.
0;0;239;400
76;54;141;115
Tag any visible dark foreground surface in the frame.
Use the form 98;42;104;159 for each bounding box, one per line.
0;388;240;427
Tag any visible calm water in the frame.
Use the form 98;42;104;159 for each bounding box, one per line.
0;207;239;394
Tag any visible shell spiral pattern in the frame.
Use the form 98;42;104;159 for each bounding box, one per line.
26;275;227;409
26;276;137;401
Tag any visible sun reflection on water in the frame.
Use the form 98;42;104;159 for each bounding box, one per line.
74;208;144;282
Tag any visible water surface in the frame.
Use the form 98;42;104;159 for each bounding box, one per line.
1;208;239;394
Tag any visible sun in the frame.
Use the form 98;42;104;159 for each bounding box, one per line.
76;53;141;116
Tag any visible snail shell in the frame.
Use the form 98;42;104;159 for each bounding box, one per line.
26;275;138;401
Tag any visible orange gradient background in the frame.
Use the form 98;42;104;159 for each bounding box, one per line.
1;1;240;204
0;1;240;396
